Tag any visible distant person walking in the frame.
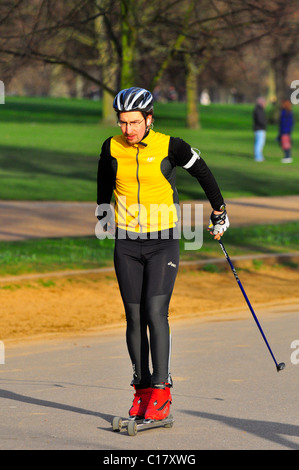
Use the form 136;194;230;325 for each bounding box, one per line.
278;100;294;164
253;97;267;162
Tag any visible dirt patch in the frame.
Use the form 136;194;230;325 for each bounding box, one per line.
1;262;299;343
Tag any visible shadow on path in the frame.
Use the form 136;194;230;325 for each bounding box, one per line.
181;409;299;450
0;388;113;425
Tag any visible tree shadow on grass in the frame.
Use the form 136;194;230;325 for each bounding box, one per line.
0;145;98;200
0;145;96;181
0;100;101;125
176;165;299;200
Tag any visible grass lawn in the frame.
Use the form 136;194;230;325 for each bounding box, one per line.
1;97;299;276
0;221;298;277
0;97;299;201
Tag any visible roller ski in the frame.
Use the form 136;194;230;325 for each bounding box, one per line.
112;384;174;436
126;414;174;436
112;386;151;433
112;413;174;436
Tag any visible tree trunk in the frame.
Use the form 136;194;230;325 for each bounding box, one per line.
270;55;291;123
266;65;276;104
94;1;118;124
266;65;278;124
185;53;199;129
102;91;116;125
120;0;137;88
272;56;290;104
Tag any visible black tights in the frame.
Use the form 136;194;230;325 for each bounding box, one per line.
114;235;179;387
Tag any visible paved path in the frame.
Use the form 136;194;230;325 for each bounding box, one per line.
1;304;298;450
1;195;299;240
1;196;299;451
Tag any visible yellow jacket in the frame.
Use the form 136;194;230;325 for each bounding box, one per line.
97;130;224;234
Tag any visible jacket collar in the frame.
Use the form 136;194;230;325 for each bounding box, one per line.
138;129;154;147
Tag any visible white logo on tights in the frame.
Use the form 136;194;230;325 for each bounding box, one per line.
168;261;177;268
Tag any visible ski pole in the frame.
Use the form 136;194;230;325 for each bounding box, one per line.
217;238;285;372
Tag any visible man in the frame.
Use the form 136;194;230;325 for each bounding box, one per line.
253;97;267;162
96;87;229;421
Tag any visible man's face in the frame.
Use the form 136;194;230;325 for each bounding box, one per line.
118;111;152;145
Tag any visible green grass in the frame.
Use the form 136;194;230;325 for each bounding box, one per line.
179;220;299;262
0;97;299;201
0;221;298;277
0;236;115;276
1;96;299;276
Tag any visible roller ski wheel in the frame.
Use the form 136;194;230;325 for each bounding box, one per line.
112;415;143;432
127;414;174;436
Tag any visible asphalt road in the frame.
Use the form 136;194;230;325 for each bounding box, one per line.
1;196;299;452
1;304;298;451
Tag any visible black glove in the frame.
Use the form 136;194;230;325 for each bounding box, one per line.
209;209;229;235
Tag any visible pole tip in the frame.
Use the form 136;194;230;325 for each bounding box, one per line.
277;362;285;372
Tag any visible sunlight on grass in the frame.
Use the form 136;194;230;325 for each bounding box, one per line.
0;221;298;276
0;97;298;201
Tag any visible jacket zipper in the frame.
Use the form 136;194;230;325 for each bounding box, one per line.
135;147;142;232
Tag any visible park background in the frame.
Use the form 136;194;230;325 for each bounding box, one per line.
1;0;299;342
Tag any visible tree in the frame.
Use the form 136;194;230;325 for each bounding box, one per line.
1;0;298;127
226;1;299;117
266;1;299;118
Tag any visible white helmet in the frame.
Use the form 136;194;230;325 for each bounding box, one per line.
113;87;153;113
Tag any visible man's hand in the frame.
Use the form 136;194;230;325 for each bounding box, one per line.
208;209;229;240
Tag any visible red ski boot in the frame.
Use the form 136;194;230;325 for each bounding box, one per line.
129;387;152;419
144;384;172;421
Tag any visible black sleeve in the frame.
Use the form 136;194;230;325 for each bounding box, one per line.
169;137;225;211
97;137;115;206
